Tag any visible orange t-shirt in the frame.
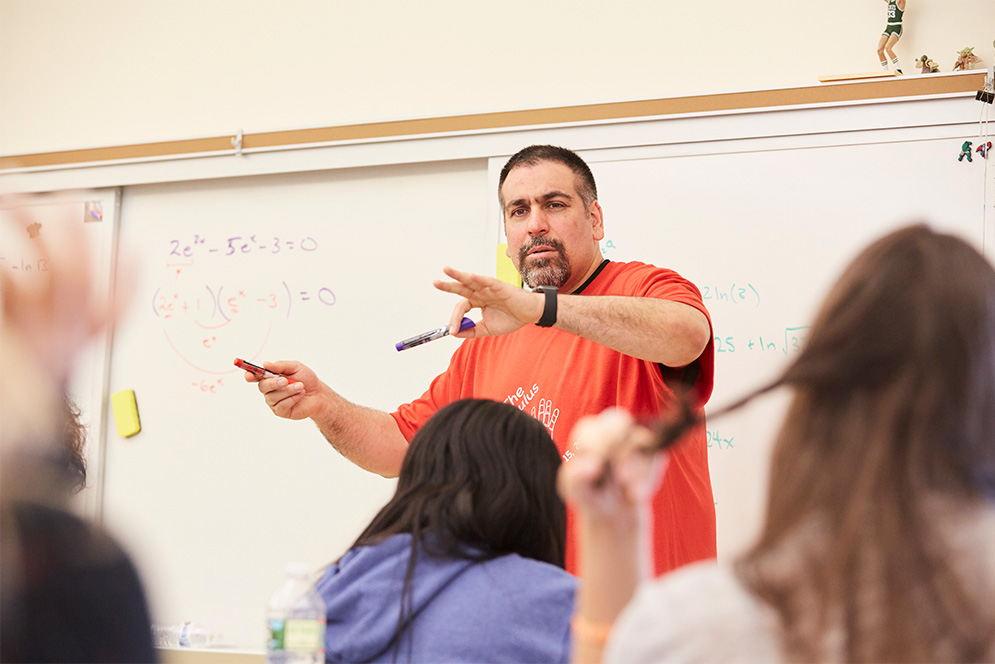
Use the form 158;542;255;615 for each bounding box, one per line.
392;260;716;576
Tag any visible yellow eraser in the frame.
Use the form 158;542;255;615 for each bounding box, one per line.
111;389;141;437
496;243;522;288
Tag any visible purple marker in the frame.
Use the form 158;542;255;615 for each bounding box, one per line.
396;317;475;351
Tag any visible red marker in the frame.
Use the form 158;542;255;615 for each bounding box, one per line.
234;358;298;383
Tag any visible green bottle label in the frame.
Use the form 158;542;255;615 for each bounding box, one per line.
267;619;286;650
284;619;325;652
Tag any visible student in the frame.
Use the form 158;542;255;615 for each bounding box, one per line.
561;224;995;662
877;0;907;74
0;202;157;663
247;144;716;576
316;398;576;663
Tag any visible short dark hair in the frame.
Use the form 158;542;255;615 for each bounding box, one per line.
498;145;598;210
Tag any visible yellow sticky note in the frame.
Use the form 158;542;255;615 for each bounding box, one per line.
496;243;522;288
111;389;141;438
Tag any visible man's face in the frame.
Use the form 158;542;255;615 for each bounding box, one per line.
501;161;604;291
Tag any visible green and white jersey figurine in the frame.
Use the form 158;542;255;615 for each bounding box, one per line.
877;0;906;74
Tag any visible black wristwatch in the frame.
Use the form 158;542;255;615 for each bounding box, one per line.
535;286;558;327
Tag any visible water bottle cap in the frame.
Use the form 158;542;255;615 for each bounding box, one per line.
285;561;310;578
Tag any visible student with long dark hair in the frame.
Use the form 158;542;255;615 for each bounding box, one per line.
561;224;995;662
316;398;576;663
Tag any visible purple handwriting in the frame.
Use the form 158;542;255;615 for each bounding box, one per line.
168;234;319;259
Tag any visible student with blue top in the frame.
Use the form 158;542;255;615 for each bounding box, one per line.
316;398;576;663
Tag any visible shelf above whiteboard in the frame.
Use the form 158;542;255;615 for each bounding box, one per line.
1;71;985;177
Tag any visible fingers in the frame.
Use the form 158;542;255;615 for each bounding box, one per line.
262;360;301;377
441;265;469;281
433;279;462;296
448;300;473;337
574;408;636;458
433;266;473;298
1;197;113;385
436;266;500;295
255;375;306;418
263;382;305;410
253;373;303;396
561;408;659;509
557;444;610;499
241;360;300;385
245;360;310;419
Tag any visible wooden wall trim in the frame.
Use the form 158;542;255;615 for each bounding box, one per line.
1;71;986;171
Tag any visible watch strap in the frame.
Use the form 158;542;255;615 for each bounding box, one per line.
536;286;558;327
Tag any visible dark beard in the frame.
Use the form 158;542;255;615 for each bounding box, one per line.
518;238;571;289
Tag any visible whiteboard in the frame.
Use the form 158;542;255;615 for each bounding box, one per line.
101;161;492;649
96;99;993;651
584;130;988;558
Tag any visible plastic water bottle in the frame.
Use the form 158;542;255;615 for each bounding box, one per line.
266;562;326;664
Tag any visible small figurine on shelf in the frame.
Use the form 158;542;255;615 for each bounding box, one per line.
953;47;982;71
877;0;907;74
977;142;992;160
914;54;940;73
959;141;974;162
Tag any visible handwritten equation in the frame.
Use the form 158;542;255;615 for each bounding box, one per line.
713;326;809;356
167;234;319;260
702;283;760;307
0;256;50;274
707;429;735;451
152;231;334;380
154;281;336;322
191;377;226;394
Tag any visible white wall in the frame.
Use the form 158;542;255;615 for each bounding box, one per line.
2;0;993;156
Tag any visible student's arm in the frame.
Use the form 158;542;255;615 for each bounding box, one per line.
435;267;710;367
1;200;123;445
557;409;659;664
247;361;408;478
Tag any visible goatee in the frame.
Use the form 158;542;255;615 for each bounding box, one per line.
518;238;571;289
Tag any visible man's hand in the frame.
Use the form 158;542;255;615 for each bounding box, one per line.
433;266;544;338
242;360;314;420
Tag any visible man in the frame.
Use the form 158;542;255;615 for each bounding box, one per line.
250;145;716;575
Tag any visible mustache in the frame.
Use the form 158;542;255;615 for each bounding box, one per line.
518;237;565;263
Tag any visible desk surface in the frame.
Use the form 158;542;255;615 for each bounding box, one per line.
158;647;265;664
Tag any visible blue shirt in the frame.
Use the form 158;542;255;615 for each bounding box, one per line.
316;534;577;663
